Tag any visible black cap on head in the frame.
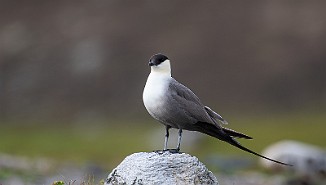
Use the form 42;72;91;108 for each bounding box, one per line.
149;53;169;66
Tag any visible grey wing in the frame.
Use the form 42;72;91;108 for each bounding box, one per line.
204;106;228;125
168;79;252;139
167;79;216;126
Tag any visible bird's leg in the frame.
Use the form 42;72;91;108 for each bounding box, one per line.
176;129;182;152
165;129;182;154
159;126;181;154
163;125;170;150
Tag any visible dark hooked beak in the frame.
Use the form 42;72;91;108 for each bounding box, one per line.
148;61;155;66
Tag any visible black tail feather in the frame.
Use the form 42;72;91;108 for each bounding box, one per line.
224;135;291;166
195;122;292;166
222;127;253;139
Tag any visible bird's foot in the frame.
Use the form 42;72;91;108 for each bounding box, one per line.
165;148;181;154
153;149;181;154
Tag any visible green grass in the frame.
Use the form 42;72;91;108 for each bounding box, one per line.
52;176;105;185
0;112;325;169
0;121;152;168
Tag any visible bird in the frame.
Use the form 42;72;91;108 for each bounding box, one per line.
143;53;291;166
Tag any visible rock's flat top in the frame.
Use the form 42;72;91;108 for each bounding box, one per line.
105;151;218;185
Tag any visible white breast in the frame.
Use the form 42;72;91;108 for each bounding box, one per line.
143;72;171;118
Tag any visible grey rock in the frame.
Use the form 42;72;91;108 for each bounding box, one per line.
105;152;218;185
260;140;326;179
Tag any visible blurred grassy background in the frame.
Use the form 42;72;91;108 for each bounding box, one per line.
0;112;325;170
0;0;326;174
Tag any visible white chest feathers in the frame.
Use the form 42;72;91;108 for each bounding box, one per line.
143;72;171;117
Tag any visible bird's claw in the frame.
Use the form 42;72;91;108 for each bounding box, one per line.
153;149;181;154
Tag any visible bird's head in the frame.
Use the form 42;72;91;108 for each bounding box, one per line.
148;53;171;75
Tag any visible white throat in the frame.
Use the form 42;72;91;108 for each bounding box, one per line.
150;60;171;76
143;60;172;118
